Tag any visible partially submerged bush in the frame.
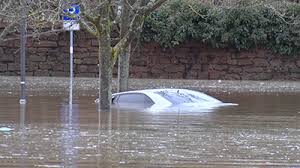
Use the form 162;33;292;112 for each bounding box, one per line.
142;0;300;56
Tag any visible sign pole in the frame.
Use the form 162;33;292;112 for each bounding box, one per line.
69;30;74;107
20;0;27;105
63;4;80;111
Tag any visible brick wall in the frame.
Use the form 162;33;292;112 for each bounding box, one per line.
132;43;300;80
0;31;299;80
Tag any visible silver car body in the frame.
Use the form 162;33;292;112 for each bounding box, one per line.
111;89;237;112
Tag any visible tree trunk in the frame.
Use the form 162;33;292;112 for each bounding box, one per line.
98;2;112;111
117;44;131;92
117;0;134;92
98;36;113;111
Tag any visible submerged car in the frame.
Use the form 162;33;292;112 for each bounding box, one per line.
101;89;237;112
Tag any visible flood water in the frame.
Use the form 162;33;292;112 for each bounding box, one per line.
0;91;300;167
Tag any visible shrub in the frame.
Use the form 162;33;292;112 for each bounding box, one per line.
142;0;300;56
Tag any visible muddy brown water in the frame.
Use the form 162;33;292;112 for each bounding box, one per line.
0;92;300;168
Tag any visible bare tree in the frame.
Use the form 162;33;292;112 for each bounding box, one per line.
79;0;168;110
0;0;65;42
117;0;151;92
117;0;134;93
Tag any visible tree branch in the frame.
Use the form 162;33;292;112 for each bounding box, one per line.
144;0;168;15
1;28;65;42
112;13;144;65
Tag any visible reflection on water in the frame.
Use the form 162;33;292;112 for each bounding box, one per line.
60;103;80;168
0;92;300;167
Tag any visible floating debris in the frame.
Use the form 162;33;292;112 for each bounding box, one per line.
0;127;13;132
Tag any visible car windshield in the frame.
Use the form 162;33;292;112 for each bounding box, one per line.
156;90;210;105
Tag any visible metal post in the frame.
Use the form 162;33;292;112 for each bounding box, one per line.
69;30;74;107
20;0;27;105
19;103;26;165
20;104;26;128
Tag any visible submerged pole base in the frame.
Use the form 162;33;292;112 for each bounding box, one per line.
19;99;26;105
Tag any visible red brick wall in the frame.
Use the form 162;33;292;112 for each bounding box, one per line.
132;42;300;80
0;32;299;80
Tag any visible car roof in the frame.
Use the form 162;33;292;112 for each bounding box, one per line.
112;88;221;103
112;88;194;95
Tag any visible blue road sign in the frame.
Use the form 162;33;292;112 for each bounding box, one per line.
63;4;80;21
63;4;80;31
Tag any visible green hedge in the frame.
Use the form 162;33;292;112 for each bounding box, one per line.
142;0;300;56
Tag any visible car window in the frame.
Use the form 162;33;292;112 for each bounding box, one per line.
116;93;154;107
